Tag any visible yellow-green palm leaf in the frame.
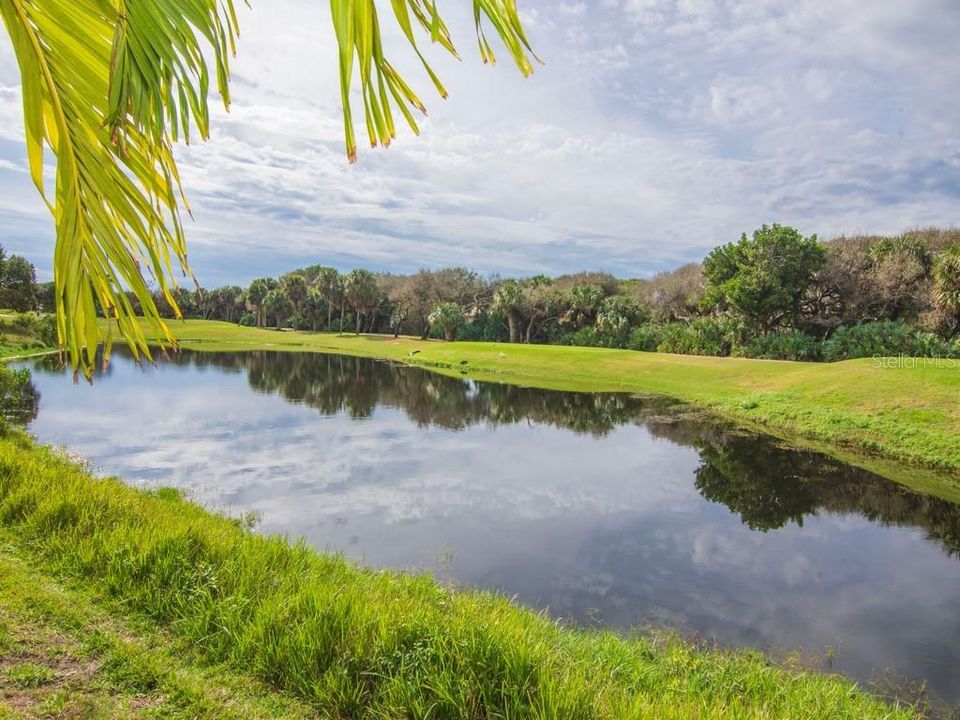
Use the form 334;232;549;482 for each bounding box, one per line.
0;0;536;378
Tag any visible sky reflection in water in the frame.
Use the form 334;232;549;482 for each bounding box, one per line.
20;350;960;706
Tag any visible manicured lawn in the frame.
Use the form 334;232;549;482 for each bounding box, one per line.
135;320;960;497
0;432;923;719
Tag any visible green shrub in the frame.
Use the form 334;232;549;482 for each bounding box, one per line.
595;295;647;341
238;313;256;327
8;313;39;335
656;324;689;354
626;324;659;352
741;330;822;361
823;321;957;361
452;317;509;343
453;322;485;342
468;314;509;343
36;315;57;347
569;327;600;347
568;327;631;349
912;330;959;358
287;314;311;331
657;317;743;357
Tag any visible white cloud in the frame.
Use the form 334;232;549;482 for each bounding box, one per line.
0;0;957;286
0;86;25;141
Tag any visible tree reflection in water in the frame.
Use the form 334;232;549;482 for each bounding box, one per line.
129;349;960;558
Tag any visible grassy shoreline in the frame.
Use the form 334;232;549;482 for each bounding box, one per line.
0;431;924;719
0;534;317;719
132;320;960;496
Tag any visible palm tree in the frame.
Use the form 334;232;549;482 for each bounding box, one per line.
934;247;960;320
281;274;309;315
0;1;537;377
562;283;604;329
246;278;273;329
300;289;327;332
492;280;524;343
262;288;294;329
316;267;344;331
428;302;466;341
344;268;380;335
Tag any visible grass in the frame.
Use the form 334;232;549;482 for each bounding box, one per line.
133;320;960;496
0;430;925;719
0;534;317;719
0;313;55;362
4;664;55;690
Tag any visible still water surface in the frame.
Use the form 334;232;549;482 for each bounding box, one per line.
19;350;960;705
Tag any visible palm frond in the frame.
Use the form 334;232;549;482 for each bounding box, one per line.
0;0;240;379
934;248;960;314
331;0;540;162
107;0;242;144
0;0;536;377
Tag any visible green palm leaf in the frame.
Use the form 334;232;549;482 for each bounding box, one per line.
106;0;242;145
0;0;537;377
0;0;203;378
934;248;960;315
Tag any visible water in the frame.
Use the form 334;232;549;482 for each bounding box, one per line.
18;349;960;706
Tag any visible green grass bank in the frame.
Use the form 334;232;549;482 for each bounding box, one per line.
0;536;317;719
0;313;55;362
136;320;960;494
0;431;923;719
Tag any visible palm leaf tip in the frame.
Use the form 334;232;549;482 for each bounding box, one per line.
333;0;538;161
107;0;242;145
2;0;207;378
3;0;539;374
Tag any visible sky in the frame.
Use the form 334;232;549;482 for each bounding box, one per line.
1;0;958;288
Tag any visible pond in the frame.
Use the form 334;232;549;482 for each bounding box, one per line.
18;349;960;707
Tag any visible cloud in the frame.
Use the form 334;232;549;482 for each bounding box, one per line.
0;0;957;287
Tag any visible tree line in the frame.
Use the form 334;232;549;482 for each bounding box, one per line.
139;225;960;362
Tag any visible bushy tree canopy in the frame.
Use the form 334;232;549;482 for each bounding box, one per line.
262;289;294;329
0;255;38;312
703;224;825;331
428;302;466;341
